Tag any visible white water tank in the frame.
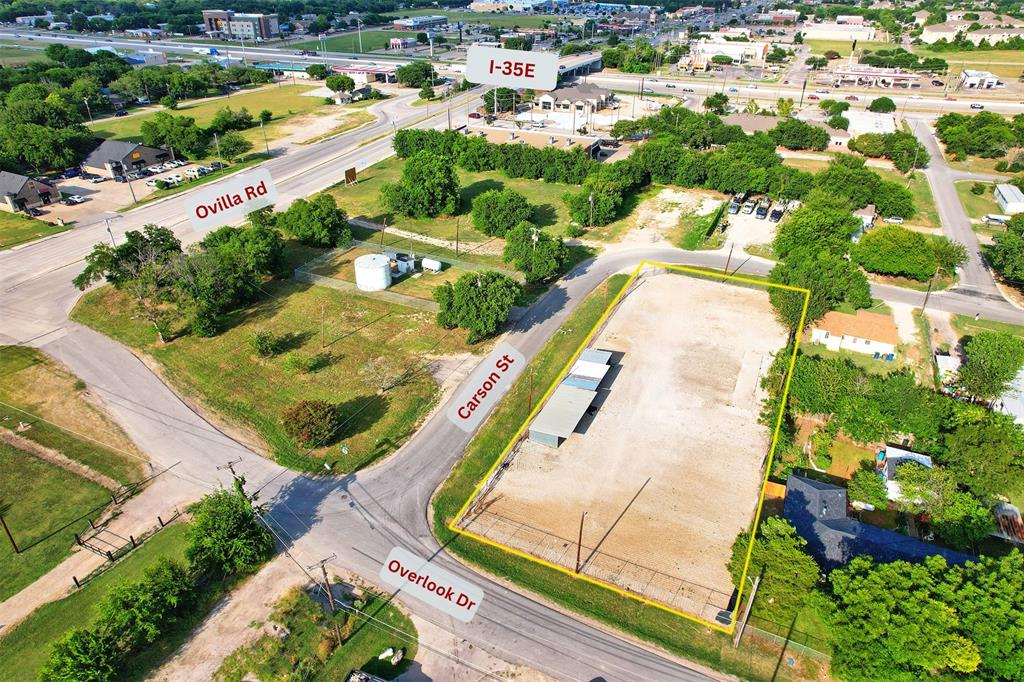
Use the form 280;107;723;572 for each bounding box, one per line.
354;253;391;292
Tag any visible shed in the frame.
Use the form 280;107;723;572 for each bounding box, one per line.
995;183;1024;215
580;348;612;364
528;384;596;447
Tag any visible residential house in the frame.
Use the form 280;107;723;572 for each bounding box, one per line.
0;171;57;213
808;309;899;358
783;475;975;569
81;140;172;179
995;183;1024;214
934;353;961;385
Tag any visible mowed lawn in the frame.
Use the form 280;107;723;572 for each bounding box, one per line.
0;523;189;681
325;156;576;241
310;246;473;300
70;279;475;473
0;442;110;602
780;156;940;228
955;180;1002;221
0;211;69;250
294;29;418;53
0;346;145;484
0;44;49;66
87;84;332;146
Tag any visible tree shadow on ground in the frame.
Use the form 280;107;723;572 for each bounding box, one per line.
533;202;559;228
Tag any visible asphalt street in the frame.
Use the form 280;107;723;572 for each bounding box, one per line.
3;50;1024;680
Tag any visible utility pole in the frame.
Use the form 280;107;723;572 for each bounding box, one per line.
82;97;93;122
1;515;20;554
103;215;122;246
320;301;325;349
214;132;224;168
921;272;936;312
724;241;734;274
455;217;460;256
575;511;587;573
309;555;344;644
260;119;270;156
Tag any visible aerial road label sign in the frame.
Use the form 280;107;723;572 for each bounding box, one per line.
448;342;525;432
464;46;559;91
379;547;483;622
184;168;278;235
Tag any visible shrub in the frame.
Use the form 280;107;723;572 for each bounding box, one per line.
565;224;586;238
250;330;278;357
995;160;1009;172
282;352;316;374
971;182;986;195
159;95;177;109
471;189;533;236
282;399;340;446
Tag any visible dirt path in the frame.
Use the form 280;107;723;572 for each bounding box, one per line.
147;554;304;682
926;309;959;352
0;476;204;637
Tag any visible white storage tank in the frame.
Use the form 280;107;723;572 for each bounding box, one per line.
354;253;392;291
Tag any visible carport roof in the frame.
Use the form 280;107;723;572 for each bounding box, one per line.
530;384;596;439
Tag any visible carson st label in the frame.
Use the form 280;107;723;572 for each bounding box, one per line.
447;342;525;432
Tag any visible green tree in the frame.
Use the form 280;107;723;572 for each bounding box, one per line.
931;491;995;550
726;517;820;620
275;194;350;247
988;218;1024;284
806;55;828;69
186;481;275;578
139;112;208;159
711;54;734;65
381;150;461;218
872;180;915;219
847;467;889;508
325;73;355;94
776;97;795;118
305;63;329;79
830;555;980;680
73;225;182;290
395;61;435;87
949;551;1024;679
40;629;118;682
434;271;522;342
854;224;935;280
941;412;1024;498
216;131;252;162
482;87;517;114
891;461;956;516
418;82;435;100
471;189;533;236
868;96;897;113
958;331;1024;401
770;118;830;150
502;222;569;283
703;92;729;115
768;251;871;329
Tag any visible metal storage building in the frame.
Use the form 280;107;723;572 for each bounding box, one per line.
528;385;597;447
563;359;611;391
580;348;612;364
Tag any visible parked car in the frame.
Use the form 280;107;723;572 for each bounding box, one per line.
845;95;859;101
147;165;162;173
185;168;201;177
60;168;81;178
168;174;184;183
755;197;771;219
883;216;904;224
114;109;128;117
210;162;228;170
970;103;985;109
983;214;1013;225
26;207;45;217
172;159;187;167
769;207;784;223
145;179;159;187
89;176;107;184
61;195;86;205
728;201;741;214
468;111;482;119
931;80;944;86
127;171;141;180
741;199;756;214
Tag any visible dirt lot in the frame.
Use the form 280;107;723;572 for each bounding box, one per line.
461;269;788;623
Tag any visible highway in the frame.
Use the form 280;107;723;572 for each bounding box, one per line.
2;32;1024;679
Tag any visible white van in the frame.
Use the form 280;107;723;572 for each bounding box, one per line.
983;214;1014;225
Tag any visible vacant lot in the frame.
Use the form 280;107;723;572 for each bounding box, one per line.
460;270;788;623
88;85;332;149
0;211;69;250
955;180;1002;221
310;246;472;300
806;39;894;57
294;29;417;53
0;44;48;66
71;280;474;473
325;156;576;240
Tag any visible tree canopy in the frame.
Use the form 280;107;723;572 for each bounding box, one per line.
381;150;461;218
434;271;522;343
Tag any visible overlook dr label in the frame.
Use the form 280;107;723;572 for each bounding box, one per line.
448;342;525;433
183;168;278;235
464;46;559;91
379;547;483;622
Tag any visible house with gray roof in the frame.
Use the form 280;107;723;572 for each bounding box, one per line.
783;475;974;570
81;140;171;179
536;83;614;115
0;171;56;213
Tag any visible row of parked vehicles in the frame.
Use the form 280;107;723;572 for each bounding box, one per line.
143;161;227;187
728;193;797;223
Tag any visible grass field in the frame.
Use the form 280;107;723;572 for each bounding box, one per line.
952;314;1024;339
294;29;418;53
87;84;332;150
806;39;894;57
430;273;829;681
0;523;189;681
325;156;576;241
780;157;940;228
394;9;566;28
827;439;875;480
311;246;472;300
800;342;899;376
0;211;69;250
0;441;110;603
70;278;474;473
955;180;1002;221
947;155;1016;177
217;587;417;681
0;346;146;483
0;44;48;66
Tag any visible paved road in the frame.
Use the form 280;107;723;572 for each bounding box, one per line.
3;73;1024;681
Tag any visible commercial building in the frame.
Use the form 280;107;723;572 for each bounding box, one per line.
686;38;771;69
123;51;168;68
15;12;54;26
470;0;552;11
802;22;877;41
466;125;603;158
202;10;281;40
392;16;448;30
0;171;56;213
784;475;975;570
844;110;897;137
536;83;614;115
81;140;172;179
389;37;418;49
827;66;921;89
124;27;164;37
330;61;398;85
835;14;865;24
996;183;1024;215
808;309;899;358
959;69;1005;89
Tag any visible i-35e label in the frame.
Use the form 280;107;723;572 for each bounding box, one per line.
464;46;559;91
448;342;525;432
379;547;483;622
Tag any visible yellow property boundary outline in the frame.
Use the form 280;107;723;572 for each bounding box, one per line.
449;260;811;634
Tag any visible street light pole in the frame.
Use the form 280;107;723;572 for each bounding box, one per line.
260;119;270;155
